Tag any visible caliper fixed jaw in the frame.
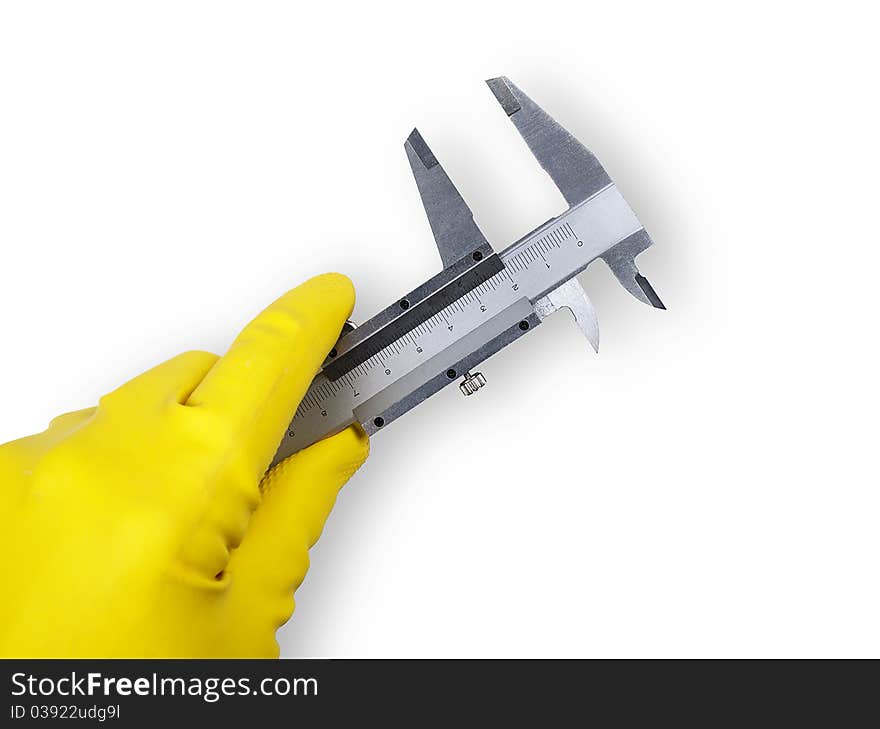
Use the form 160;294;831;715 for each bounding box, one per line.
486;76;611;206
486;76;664;312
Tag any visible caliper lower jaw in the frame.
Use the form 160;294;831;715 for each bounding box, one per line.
535;278;600;352
601;229;666;309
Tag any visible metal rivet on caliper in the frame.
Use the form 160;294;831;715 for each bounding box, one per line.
459;371;486;396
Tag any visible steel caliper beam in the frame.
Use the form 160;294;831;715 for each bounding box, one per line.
271;77;664;467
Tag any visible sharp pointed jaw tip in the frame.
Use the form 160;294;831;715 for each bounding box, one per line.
485;75;513;87
404;128;438;169
635;273;666;310
405;127;421;147
585;325;600;353
485;77;520;116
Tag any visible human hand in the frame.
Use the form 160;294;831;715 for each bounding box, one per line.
0;273;368;657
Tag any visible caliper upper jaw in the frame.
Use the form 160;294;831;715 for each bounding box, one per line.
405;128;494;269
486;76;664;312
486;76;611;206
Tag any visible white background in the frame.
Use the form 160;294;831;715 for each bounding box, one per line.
1;2;877;657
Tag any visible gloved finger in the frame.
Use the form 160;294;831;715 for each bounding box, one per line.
226;425;368;600
103;351;220;408
46;408;98;434
0;408;96;498
36;407;98;450
186;273;354;475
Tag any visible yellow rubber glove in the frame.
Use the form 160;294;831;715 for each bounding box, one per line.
0;273;368;657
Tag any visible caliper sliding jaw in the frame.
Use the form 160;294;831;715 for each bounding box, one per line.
271;76;663;466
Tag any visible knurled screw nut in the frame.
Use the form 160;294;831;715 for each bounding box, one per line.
459;371;486;396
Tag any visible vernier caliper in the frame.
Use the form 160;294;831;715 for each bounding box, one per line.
272;77;664;465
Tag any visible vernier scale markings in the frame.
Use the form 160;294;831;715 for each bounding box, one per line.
271;77;664;466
